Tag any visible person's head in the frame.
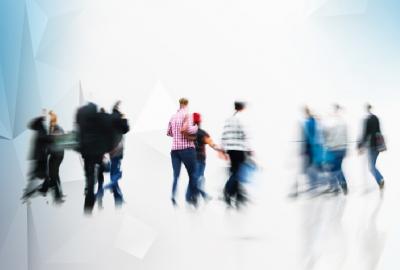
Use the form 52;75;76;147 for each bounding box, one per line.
193;112;202;125
49;111;57;127
179;98;189;109
303;106;312;117
234;101;246;112
333;103;342;113
366;103;372;113
100;107;106;113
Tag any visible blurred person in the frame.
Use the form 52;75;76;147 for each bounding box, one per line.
22;109;50;200
301;106;325;193
103;101;129;207
76;101;129;214
357;104;385;190
192;112;221;200
38;111;66;203
167;98;199;207
221;101;251;208
95;108;108;209
322;104;348;194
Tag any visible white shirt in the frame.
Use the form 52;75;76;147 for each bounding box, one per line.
323;114;348;151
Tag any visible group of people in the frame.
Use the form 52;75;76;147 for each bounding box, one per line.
22;97;387;213
23;101;130;215
167;98;254;209
300;103;386;196
23;110;66;203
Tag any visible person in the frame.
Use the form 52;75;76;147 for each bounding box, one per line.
28;109;49;180
221;101;251;208
357;104;385;190
39;111;66;203
76;102;102;213
76;102;129;213
322;104;348;194
301;106;324;193
103;101;129;207
167;98;199;207
22;110;50;200
192;112;221;200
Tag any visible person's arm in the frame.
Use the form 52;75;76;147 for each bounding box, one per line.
181;113;198;135
204;136;222;152
358;118;369;149
167;120;173;137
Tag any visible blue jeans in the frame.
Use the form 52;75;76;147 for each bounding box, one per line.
104;155;124;204
329;150;347;189
368;149;383;184
196;159;207;198
171;148;199;203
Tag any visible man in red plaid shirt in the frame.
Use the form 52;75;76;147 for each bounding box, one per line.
167;98;199;206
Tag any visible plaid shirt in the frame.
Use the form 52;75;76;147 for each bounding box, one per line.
167;109;198;150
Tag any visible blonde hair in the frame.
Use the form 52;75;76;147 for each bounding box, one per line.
49;111;57;126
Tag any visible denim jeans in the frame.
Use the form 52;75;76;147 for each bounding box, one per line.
103;155;124;204
171;148;199;203
196;159;207;198
368;149;383;184
328;149;347;189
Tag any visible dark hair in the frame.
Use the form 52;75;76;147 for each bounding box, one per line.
234;101;245;111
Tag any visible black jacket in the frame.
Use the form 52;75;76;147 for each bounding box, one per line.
28;116;50;160
76;103;130;157
358;114;381;149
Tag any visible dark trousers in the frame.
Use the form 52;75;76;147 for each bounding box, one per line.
40;153;64;198
171;148;199;203
83;154;103;213
31;156;48;180
224;150;247;205
49;154;64;198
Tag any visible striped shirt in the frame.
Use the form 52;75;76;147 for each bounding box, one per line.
167;108;198;150
221;112;250;152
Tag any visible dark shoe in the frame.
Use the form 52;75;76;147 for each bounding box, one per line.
341;185;348;195
54;197;65;204
379;181;385;190
171;198;178;207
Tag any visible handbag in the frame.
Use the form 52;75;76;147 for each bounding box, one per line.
375;133;387;152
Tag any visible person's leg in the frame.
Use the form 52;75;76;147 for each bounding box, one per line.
180;148;199;205
233;152;247;204
368;149;384;185
84;156;97;213
224;151;242;205
197;160;208;198
96;162;105;208
51;155;64;200
327;151;340;192
171;151;182;204
110;156;124;206
336;150;348;193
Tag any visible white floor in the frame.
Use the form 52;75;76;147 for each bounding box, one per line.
1;134;398;270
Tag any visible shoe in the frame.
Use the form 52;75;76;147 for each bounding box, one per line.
342;186;348;195
171;198;178;207
379;181;385;190
54;197;65;204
